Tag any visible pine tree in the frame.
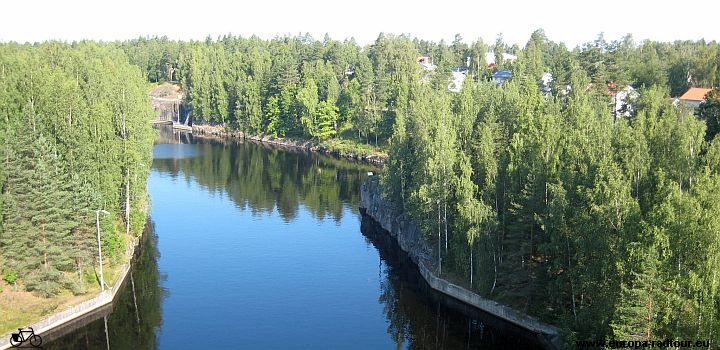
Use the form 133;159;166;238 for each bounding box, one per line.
3;127;75;297
611;236;665;341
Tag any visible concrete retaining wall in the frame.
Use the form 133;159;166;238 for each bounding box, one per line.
360;177;561;349
0;237;139;349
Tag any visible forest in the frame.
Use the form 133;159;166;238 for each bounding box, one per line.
117;32;720;144
2;29;720;346
0;42;155;297
117;31;720;345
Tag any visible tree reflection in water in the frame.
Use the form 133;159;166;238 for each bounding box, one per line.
362;214;546;350
151;134;377;223
44;221;165;350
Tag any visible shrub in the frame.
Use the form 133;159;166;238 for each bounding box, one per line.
3;271;17;284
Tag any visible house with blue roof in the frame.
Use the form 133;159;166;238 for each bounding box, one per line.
492;70;512;85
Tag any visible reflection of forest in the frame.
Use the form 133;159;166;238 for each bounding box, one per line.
44;221;165;349
152;137;378;223
361;214;545;350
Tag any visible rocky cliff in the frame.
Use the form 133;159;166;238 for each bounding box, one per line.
360;176;562;350
359;177;433;266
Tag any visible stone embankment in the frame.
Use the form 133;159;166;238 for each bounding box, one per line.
359;177;562;350
0;237;140;350
191;124;386;166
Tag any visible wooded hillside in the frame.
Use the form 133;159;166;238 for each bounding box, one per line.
0;42;155;297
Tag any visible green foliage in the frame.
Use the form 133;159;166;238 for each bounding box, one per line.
101;218;126;264
314;101;339;140
3;30;718;341
155;34;426;145
377;33;720;345
3;271;17;284
25;268;64;298
47;226;165;349
0;42;154;297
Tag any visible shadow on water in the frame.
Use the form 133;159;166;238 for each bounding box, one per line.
43;221;165;350
360;214;546;350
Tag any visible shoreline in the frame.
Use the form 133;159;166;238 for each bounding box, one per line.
359;177;562;350
191;124;387;167
0;228;145;350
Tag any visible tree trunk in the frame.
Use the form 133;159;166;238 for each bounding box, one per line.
125;168;130;235
400;163;406;211
122;88;130;236
438;201;442;275
492;248;497;294
444;200;448;252
470;247;474;288
43;227;48;268
443;164;448;252
567;236;577;320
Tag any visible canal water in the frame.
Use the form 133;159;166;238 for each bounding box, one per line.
44;131;544;349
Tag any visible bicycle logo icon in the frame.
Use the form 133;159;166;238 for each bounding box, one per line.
9;327;42;348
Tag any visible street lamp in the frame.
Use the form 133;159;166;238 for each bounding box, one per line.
96;209;110;291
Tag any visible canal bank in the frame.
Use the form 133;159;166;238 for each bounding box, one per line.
191;123;387;166
359;177;562;350
0;230;145;350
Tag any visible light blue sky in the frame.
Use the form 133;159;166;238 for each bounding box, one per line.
2;0;718;47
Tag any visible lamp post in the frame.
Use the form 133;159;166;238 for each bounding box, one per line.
96;209;110;291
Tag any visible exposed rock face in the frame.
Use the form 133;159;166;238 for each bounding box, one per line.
359;177;433;266
360;176;561;350
150;83;183;123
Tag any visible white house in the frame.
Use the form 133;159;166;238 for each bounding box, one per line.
485;52;518;65
448;68;468;92
418;56;437;71
613;86;640;119
540;72;553;98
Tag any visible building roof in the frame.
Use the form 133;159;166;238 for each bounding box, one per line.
492;70;513;78
679;87;712;101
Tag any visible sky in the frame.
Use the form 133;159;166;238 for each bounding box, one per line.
2;0;719;48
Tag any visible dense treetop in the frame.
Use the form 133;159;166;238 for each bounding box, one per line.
116;31;720;146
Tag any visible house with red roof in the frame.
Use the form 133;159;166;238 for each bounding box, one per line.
679;87;713;108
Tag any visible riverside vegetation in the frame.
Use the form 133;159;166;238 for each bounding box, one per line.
0;42;154;332
2;30;720;346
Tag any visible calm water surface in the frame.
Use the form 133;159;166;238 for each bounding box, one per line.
45;131;544;349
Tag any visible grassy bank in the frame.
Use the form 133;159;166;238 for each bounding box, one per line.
316;137;386;163
192;123;388;166
0;228;136;336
